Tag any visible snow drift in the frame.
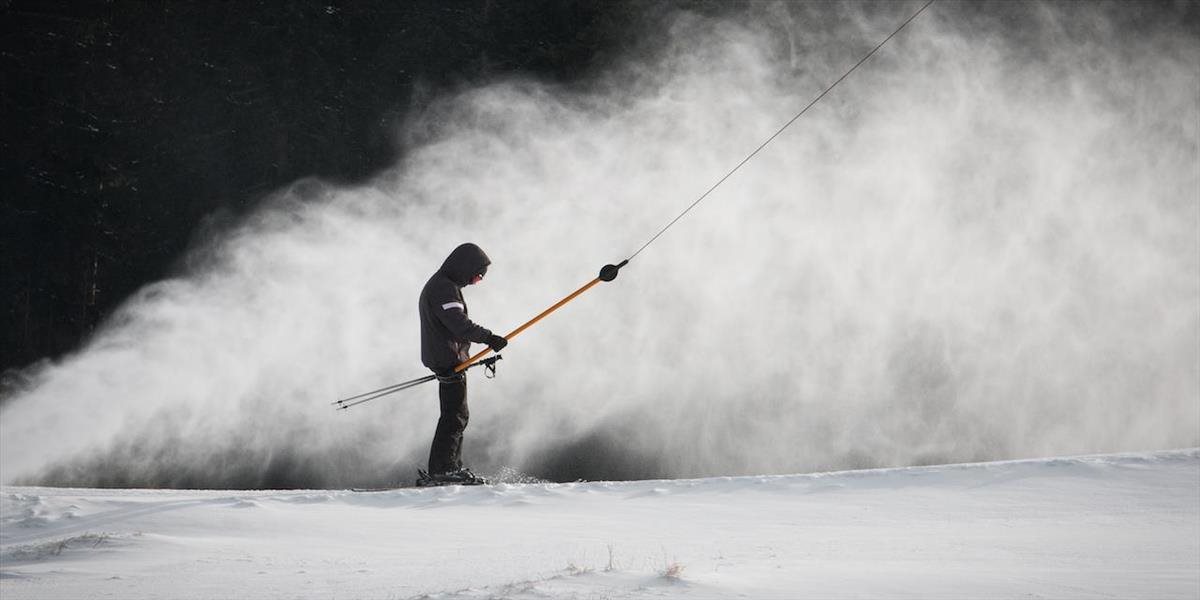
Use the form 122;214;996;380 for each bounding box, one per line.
2;449;1197;599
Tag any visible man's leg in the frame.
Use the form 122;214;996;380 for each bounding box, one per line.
428;373;469;474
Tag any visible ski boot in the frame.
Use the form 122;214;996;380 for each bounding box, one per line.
416;467;489;487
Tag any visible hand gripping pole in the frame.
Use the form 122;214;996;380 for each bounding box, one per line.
453;260;628;373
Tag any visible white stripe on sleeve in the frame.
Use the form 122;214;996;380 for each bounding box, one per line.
441;302;465;311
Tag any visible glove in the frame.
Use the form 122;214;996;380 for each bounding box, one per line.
487;334;508;352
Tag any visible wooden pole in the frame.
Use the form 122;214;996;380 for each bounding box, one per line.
453;277;603;373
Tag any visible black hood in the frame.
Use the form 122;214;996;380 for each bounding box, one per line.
438;243;491;286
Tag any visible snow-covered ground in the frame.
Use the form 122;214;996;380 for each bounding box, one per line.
1;449;1197;599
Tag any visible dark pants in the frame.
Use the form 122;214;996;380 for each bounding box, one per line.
428;373;468;475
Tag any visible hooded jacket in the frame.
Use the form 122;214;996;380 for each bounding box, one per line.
419;243;494;372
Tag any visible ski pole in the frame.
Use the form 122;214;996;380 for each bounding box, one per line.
453;260;627;373
333;374;437;410
334;355;504;410
331;374;435;406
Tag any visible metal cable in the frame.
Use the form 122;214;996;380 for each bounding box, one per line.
625;0;935;262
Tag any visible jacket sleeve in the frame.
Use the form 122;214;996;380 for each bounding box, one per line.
429;281;493;343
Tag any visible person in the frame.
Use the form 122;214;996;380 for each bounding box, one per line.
417;242;507;485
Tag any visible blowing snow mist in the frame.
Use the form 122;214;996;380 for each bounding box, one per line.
2;2;1197;488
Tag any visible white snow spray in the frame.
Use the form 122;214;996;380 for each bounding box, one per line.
2;2;1197;488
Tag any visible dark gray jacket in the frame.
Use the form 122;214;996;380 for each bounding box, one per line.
419;243;494;372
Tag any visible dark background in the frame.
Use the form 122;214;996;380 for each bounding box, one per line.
1;0;672;379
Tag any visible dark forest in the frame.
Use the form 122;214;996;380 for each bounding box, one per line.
1;0;658;378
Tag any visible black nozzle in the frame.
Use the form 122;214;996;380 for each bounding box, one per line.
598;259;629;282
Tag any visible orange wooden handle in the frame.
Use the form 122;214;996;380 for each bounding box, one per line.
453;277;603;373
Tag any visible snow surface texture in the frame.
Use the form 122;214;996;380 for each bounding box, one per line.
1;3;1197;489
1;449;1197;599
